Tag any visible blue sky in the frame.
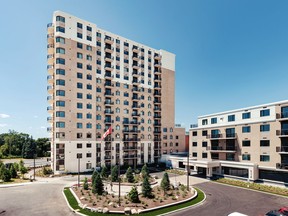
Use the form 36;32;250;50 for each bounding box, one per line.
1;0;288;138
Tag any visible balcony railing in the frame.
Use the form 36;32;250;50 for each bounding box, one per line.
123;146;138;150
206;133;237;139
276;146;288;153
277;130;288;136
206;146;237;151
104;110;114;114
123;155;138;159
122;138;140;142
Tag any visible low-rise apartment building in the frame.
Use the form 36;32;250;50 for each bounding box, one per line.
187;100;288;183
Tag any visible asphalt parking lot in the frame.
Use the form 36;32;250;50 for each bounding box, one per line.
171;181;288;216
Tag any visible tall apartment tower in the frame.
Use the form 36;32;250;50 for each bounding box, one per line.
189;100;288;183
47;11;185;173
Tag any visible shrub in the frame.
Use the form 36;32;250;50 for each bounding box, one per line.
126;167;134;183
142;175;153;198
141;164;149;178
111;166;119;182
161;172;170;195
92;173;104;195
128;186;140;203
83;177;89;190
101;165;108;178
9;164;17;178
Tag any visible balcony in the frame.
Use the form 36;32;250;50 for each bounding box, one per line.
104;82;114;87
123;129;140;133
47;127;52;132
104;36;114;44
132;87;141;92
47;106;53;114
132;71;140;77
47;85;53;94
132;64;140;70
154;145;161;150
154;107;161;111
104;73;113;79
153;130;161;134
104;119;113;124
154;100;161;104
154;84;161;89
154;70;161;74
132;105;141;109
206;133;237;139
104;146;112;151
123;154;138;159
276;146;288;154
206;146;237;152
47;95;54;104
104;56;114;62
153;123;162;126
47;65;54;75
104;92;114;96
154;62;161;68
104;46;114;53
47;116;52;123
277;163;288;170
154;77;162;81
104;101;114;105
47;23;53;28
154;54;162;60
47;33;54;43
104;64;114;71
154;115;161;118
276;130;288;137
132;46;139;53
47;75;53;85
132;113;140;117
104;110;114;114
132;54;139;61
132;96;140;101
123;146;138;151
104;156;112;160
154;138;161;141
122;138;140;142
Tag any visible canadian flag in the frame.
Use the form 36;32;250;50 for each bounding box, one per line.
102;127;112;140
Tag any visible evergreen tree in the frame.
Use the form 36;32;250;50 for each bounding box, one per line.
91;170;99;183
142;175;153;198
126;167;134;183
128;186;140;203
92;173;104;195
111;165;118;182
141;164;149;178
10;164;17;178
13;162;19;171
100;165;108;178
22;136;36;159
160;172;170;195
0;167;11;182
83;177;89;190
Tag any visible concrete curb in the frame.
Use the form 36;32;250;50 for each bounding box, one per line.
62;189;86;216
0;182;33;188
158;188;207;216
212;181;288;199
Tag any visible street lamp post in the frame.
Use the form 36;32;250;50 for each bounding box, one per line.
78;157;80;187
187;145;190;191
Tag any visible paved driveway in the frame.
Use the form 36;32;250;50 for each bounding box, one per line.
171;181;288;216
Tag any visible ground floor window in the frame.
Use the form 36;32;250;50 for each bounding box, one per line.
222;166;248;178
86;163;92;169
259;169;288;183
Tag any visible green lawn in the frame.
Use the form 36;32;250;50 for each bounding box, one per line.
63;187;205;216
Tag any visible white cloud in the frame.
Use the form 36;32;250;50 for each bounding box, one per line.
40;126;46;129
0;124;7;127
0;114;10;118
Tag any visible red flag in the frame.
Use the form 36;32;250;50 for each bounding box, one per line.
102;127;112;140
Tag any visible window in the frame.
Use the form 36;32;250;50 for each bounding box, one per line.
56;79;65;86
242;112;251;119
242;140;251;147
260;124;270;132
56;122;65;128
56;101;65;107
56;37;65;44
242;154;251;161
76;153;82;159
56;16;65;22
192;152;197;157
242;126;251;133
228;114;235;122
56;69;65;75
87;26;92;31
87;84;92;90
87;113;92;119
96;124;101;129
96;115;101;120
202;130;207;136
77;113;82;119
87;36;92;41
87;104;92;109
86;74;92;80
96;69;101;74
77;103;83;109
77;73;83;79
202;141;207;147
77;62;83;69
77;93;82;99
77;143;82;148
77;83;83;89
86;123;92;128
77;52;83;59
211;117;217;124
192;142;197;147
192;131;197;136
56;58;65;65
77;123;83;128
202;119;208;125
86;153;92;158
56;26;65;33
260;140;270;147
77;133;82;138
56;48;65;54
77;42;83;49
260;155;270;162
77;22;83;29
86;143;92;148
260;109;270;117
86;163;92;169
87;45;92;51
96;87;101;93
124;101;129;105
202;153;207;158
96;32;101;37
56;111;65;117
56;90;65;96
87;94;92;99
86;55;92;61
